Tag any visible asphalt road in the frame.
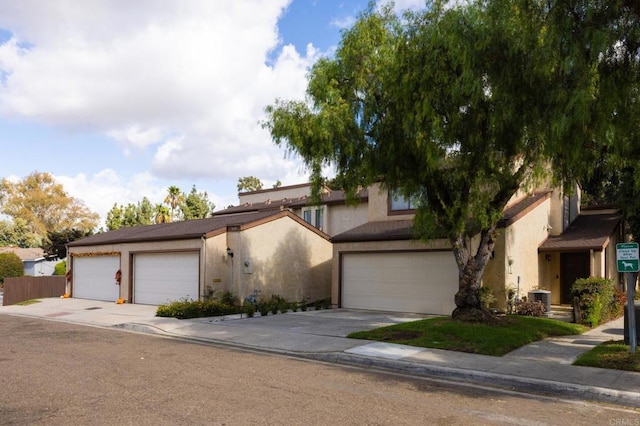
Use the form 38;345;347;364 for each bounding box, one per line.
1;315;638;425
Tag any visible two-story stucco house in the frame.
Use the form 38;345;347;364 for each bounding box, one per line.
331;183;623;315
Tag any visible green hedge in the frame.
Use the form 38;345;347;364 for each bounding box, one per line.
0;252;24;284
156;298;241;319
572;277;622;327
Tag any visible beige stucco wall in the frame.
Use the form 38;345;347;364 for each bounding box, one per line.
484;197;553;310
68;238;204;302
605;236;622;289
238;184;312;205
331;238;452;306
326;203;369;236
203;233;232;298
367;183;414;222
505;197;552;301
221;216;332;304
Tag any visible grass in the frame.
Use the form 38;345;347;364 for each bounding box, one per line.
574;340;640;372
347;315;588;356
16;299;41;306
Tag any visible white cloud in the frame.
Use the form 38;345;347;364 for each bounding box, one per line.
55;170;162;226
0;0;319;188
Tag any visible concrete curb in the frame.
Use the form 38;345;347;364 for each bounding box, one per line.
311;352;640;409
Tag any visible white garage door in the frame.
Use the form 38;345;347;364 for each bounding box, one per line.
341;251;457;315
74;255;121;302
134;252;199;305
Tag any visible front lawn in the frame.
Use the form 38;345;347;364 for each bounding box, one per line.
574;340;640;372
348;315;587;356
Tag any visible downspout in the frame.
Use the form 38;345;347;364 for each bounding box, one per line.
590;249;594;276
201;235;206;301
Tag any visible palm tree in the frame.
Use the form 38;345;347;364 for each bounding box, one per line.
164;186;184;221
154;204;171;224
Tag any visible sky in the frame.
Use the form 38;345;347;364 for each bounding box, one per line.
0;0;424;228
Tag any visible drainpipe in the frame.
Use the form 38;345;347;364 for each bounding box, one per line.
201;235;206;301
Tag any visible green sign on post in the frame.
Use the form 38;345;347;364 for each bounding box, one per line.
616;242;639;272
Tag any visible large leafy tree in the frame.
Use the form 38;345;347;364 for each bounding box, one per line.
0;218;40;248
180;185;215;220
237;176;264;192
0;172;99;245
265;1;639;320
43;228;93;259
106;197;155;230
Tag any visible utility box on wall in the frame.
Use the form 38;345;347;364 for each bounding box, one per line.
242;258;253;274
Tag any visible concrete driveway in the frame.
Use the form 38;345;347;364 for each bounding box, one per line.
0;297;431;353
198;308;431;337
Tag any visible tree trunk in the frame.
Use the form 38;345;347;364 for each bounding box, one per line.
450;227;497;322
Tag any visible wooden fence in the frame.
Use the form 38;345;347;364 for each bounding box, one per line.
2;276;66;306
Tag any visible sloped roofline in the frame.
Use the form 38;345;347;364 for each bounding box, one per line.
67;210;330;248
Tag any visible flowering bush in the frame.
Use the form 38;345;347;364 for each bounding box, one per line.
514;299;546;317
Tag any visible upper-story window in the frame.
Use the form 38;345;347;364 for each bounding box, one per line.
389;190;418;212
302;206;324;231
315;208;324;231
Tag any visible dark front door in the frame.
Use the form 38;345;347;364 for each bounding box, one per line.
560;252;590;304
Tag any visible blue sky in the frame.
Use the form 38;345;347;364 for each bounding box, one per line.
0;0;421;227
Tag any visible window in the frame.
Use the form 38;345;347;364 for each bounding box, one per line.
390;190;418;212
302;207;324;230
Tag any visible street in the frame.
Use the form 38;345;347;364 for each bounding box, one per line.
0;315;638;425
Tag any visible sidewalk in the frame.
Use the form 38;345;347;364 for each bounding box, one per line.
1;297;639;409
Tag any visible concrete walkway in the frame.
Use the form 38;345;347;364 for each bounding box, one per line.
1;297;639;409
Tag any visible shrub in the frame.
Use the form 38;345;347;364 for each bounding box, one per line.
479;286;495;310
156;295;241;319
53;260;67;276
608;290;626;320
243;302;255;318
0;252;24;284
216;290;237;307
256;297;271;317
572;277;616;327
514;299;546;317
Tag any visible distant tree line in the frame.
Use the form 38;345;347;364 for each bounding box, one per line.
0;171;218;259
105;185;215;230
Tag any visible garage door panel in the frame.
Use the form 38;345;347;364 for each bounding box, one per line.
134;252;199;305
74;256;120;301
341;252;457;315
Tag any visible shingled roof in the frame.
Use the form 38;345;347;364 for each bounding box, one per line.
0;247;46;261
332;192;553;243
67;210;288;247
539;213;622;252
331;220;416;242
